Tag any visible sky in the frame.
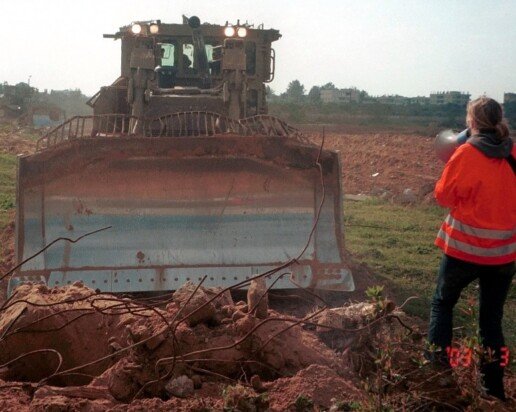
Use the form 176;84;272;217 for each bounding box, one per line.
1;0;515;100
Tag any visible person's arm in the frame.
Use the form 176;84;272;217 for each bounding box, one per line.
434;145;473;208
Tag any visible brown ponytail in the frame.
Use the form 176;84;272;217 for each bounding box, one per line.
467;97;510;139
494;118;510;139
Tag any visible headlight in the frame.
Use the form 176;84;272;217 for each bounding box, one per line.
131;23;142;34
149;24;159;34
237;27;247;38
224;26;235;37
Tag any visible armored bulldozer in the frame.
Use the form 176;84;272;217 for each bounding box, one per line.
10;16;354;295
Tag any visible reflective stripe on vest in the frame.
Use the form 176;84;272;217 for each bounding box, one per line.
437;229;516;257
445;215;515;240
437;214;516;259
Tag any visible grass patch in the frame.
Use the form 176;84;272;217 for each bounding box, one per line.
0;153;16;210
0;153;16;232
344;198;515;347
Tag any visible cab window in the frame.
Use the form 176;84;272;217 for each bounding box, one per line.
182;43;196;74
160;43;175;67
206;43;222;75
205;44;214;62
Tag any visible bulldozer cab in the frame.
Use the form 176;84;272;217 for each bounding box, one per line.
10;17;354;296
88;17;279;122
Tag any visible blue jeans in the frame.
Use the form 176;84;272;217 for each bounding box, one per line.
428;254;514;354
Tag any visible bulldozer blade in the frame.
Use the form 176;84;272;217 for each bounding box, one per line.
11;135;353;294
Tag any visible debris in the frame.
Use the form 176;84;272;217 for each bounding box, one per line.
267;365;364;411
0;283;136;385
0;282;511;410
172;281;216;327
247;278;269;319
165;375;194;398
223;384;269;411
250;374;266;393
399;188;417;204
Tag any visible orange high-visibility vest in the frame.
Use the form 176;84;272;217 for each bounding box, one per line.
434;142;516;265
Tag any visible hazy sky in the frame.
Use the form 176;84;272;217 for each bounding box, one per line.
1;0;515;100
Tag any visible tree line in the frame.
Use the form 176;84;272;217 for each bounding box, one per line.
267;80;516;129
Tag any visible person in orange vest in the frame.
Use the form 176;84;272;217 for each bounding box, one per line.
428;97;515;401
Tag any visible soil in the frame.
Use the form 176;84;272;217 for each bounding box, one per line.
0;127;37;156
267;364;365;411
307;130;442;200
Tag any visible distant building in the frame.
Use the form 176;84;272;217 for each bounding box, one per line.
376;95;409;105
408;96;430;105
320;88;361;104
504;92;516;104
429;91;470;106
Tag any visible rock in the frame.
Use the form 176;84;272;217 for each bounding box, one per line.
247;278;268;319
165;375;194;398
220;304;235;318
418;182;435;198
206;287;234;308
172;282;218;326
234;314;256;336
191;374;203;389
312;302;379;332
232;310;246;322
250;374;265;393
370;186;388;196
400;188;416;204
344;194;373;202
107;359;139;402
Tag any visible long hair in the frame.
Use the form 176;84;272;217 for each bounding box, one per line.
466;97;510;139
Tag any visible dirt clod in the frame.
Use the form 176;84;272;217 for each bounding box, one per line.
165;375;194;398
247;278;269;319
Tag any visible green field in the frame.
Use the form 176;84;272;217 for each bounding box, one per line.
344;198;515;347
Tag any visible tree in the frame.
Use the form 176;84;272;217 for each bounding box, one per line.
308;86;321;104
265;85;275;97
285;80;305;103
321;82;336;90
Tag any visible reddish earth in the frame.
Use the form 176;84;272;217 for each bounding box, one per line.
307;131;442;200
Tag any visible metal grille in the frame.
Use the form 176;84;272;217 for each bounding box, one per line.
36;112;305;151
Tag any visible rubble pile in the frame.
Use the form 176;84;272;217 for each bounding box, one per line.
0;281;512;411
0;281;369;410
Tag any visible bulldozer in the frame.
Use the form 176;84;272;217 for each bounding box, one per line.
9;16;354;295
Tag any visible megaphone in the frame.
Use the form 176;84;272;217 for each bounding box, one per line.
434;128;470;162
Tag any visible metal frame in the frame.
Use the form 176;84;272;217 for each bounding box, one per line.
36;113;306;151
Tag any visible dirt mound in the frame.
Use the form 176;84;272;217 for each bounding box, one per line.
268;364;364;411
0;283;140;385
0;282;345;406
311;132;442;199
90;281;340;401
0;282;512;411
